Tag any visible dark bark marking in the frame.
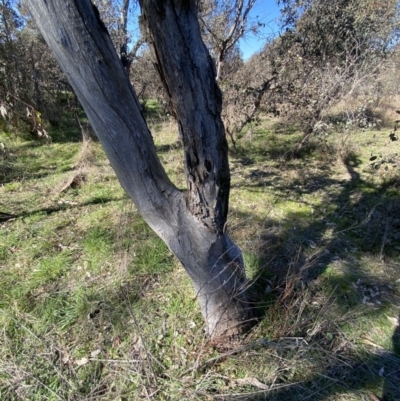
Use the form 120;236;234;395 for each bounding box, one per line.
205;159;212;173
90;2;109;35
59;31;72;49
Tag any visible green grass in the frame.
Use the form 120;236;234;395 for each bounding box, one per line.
0;116;399;400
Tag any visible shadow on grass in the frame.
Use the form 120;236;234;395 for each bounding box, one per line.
232;140;399;280
155;141;182;154
228;139;400;400
0;141;83;184
14;195;126;219
230;351;400;400
230;126;314;165
47;107;92;143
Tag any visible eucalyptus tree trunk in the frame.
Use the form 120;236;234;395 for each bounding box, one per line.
25;0;254;339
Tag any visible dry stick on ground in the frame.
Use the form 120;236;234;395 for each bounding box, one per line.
194;380;305;398
119;283;165;395
336;203;382;235
379;217;389;261
56;114;91;194
182;336;309;376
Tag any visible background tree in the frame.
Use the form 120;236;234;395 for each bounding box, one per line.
92;0;144;74
24;0;254;340
198;0;258;81
130;0;262;121
269;0;400;149
222;0;400;148
221;49;277;145
0;1;71;135
0;0;24;97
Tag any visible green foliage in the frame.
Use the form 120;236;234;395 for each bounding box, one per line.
279;0;399;58
256;0;400;142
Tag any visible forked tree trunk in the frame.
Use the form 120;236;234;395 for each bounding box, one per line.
25;0;254;339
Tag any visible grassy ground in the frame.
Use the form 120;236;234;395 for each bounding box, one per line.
0;114;399;400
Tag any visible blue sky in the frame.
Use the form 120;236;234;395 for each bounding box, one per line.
128;1;283;60
239;0;282;60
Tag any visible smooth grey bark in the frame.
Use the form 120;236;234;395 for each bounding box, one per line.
25;0;254;339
